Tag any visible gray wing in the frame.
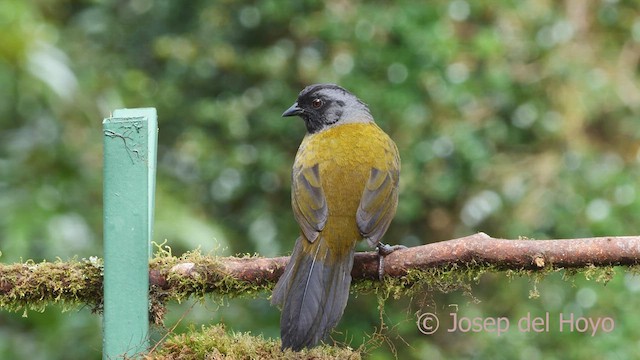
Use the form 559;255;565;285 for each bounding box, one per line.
291;163;328;242
356;166;400;247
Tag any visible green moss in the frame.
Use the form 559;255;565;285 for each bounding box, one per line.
0;257;103;316
145;324;361;359
581;265;616;284
503;266;561;299
150;247;272;301
352;264;491;303
625;265;640;275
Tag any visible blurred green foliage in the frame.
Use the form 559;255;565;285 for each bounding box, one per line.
1;0;640;358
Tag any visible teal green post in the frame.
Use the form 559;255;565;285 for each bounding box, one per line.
102;108;158;359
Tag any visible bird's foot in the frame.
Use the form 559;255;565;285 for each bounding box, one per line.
376;243;407;280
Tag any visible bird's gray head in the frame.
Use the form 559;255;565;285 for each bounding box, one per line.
282;84;373;134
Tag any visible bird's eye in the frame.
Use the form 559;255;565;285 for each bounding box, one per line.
311;98;323;109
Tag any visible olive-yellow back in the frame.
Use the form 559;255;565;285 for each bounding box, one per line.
293;122;399;258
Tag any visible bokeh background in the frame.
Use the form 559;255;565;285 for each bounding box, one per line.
2;0;640;359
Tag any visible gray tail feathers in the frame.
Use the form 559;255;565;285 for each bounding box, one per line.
271;237;355;351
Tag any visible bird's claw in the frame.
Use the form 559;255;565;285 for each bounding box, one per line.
376;243;407;280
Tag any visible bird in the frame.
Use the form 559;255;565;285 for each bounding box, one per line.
271;83;402;351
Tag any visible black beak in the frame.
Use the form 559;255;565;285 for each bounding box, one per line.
282;102;303;117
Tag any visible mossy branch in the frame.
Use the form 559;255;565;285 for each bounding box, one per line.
2;232;640;320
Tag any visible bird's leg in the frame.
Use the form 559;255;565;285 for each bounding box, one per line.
376;242;407;280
